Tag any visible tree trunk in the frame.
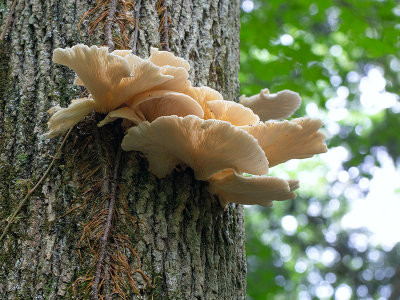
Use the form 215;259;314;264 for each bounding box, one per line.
0;0;245;299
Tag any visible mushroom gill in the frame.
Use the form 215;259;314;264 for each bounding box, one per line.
121;115;269;180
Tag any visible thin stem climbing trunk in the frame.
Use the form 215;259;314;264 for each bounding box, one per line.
0;0;244;299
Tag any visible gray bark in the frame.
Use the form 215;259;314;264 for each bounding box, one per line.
0;0;244;299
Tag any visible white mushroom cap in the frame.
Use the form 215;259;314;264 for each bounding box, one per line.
53;45;176;113
187;86;224;113
121;115;269;180
151;66;191;94
46;98;96;137
144;48;192;93
47;105;62;115
208;169;298;208
129;90;204;123
112;49;133;57
98;90;204;127
53;45;132;112
51;45;199;137
118;53;192;104
239;88;301;121
206;100;260;125
149;48;190;71
242;118;327;167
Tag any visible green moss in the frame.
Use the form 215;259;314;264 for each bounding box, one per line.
144;269;163;299
16;153;29;162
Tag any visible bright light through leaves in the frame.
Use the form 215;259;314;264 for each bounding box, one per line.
242;0;400;299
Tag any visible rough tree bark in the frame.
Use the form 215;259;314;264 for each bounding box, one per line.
0;0;245;299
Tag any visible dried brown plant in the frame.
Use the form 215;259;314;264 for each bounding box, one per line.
156;0;173;50
79;0;137;49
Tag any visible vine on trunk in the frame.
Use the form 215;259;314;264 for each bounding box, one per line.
156;0;173;51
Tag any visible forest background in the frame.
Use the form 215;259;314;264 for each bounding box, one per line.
241;1;400;299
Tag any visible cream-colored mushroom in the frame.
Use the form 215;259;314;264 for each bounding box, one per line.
46;98;96;138
206;100;259;126
121;115;269;180
242;117;327;167
149;47;190;71
111;49;133;57
73;46;191;105
77;48;191;92
53;45;198;112
48;44;197;137
97;107;142;127
124;48;192;95
240;88;301;121
208;169;299;208
150;65;191;94
53;45;132;112
98;90;204;126
187;86;224;117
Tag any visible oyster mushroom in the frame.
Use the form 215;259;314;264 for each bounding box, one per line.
47;45;193;137
121;115;269;180
242;117;327;167
208;169;299;208
240;88;301;121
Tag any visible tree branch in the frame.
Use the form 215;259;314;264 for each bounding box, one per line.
91;147;122;300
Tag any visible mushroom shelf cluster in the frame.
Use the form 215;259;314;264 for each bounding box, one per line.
47;44;327;208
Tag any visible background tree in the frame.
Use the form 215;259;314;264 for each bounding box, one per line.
0;0;246;298
241;0;400;299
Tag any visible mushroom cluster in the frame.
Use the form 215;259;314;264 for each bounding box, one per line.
47;44;327;208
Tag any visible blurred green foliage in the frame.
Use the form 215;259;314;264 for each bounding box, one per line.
240;1;400;299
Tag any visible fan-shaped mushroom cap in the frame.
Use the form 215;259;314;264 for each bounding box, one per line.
240;88;301;121
150;66;191;94
206;100;259;125
121;115;269;180
53;44;174;113
149;48;190;71
130;90;204;123
46;98;96;138
74;49;134;86
112;49;133;57
47;105;62;115
142;48;192;93
98;90;204;126
187;86;224;114
53;45;131;112
208;169;298;208
242;118;327;167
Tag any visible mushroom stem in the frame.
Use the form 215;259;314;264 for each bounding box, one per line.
0;0;18;41
105;0;118;51
91;146;122;299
